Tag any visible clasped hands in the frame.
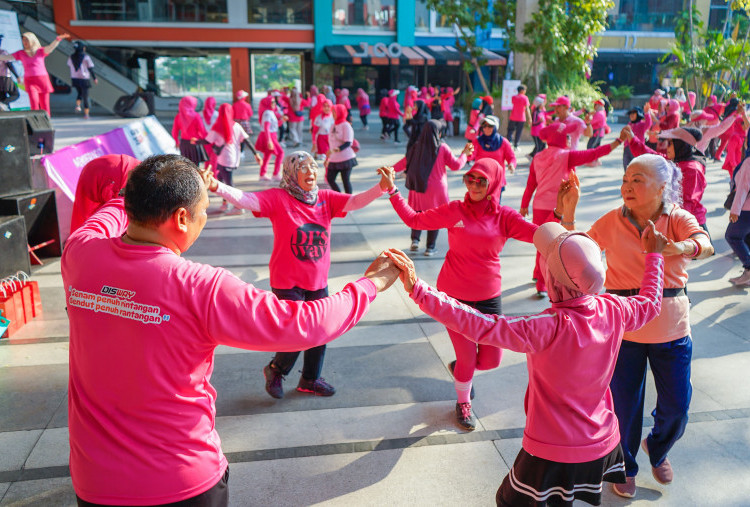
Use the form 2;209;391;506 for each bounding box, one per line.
364;248;418;293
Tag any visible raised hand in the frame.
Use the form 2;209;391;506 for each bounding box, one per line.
377;166;396;191
383;248;418;293
640;220;669;254
462;142;475;157
198;167;218;191
364;253;401;292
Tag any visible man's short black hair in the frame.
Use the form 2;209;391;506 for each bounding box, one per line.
517;85;526;92
124;155;203;226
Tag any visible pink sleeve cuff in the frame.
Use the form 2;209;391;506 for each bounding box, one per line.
355;277;378;302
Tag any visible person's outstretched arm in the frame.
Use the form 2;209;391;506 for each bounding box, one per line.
200;168;261;212
43;33;70;55
342;170;390;211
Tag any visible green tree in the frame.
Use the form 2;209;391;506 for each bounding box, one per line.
424;0;516;94
515;0;613;91
156;55;231;94
253;55;301;92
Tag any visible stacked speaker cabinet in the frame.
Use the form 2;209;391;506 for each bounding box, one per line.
0;189;61;258
0;216;31;278
0;116;32;197
0;111;55;155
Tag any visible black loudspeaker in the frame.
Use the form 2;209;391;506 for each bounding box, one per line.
0;216;30;278
0;189;61;258
114;94;149;118
0;117;32;198
0;110;55;154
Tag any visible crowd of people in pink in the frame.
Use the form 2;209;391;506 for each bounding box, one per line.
49;66;749;506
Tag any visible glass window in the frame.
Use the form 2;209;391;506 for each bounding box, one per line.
77;1;228;23
333;0;396;31
247;0;312;24
415;0;429;31
612;0;682;32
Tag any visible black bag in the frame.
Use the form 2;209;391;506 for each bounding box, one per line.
212;143;223;156
0;76;19;105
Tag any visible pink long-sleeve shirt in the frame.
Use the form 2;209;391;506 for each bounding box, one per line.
389;194;537;300
629;114;652;144
730;157;750;215
172;114;207;143
410;253;664;463
393;143;467;210
521;144;613;210
62;199;377;505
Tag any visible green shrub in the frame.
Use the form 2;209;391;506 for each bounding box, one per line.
608;85;634;100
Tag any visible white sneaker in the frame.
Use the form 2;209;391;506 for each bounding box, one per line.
75;105;82;113
729;268;750;286
218;202;228;213
272;174;282;181
259;175;271;181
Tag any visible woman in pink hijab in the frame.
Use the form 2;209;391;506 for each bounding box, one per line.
172;96;209;165
202;96;217;127
70;154;140;232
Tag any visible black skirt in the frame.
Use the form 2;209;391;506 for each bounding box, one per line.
327;158;358;172
496;445;626;506
179;138;209;165
71;77;91;89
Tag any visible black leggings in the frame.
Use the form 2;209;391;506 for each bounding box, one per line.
326;167;352;194
72;78;91;109
530;136;546;157
587;135;603;150
216;164;233;186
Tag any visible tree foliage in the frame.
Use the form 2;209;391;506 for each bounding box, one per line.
156;56;231;95
515;0;613;90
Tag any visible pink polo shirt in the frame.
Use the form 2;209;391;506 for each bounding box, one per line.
510;93;529;122
253;188;350;290
588;204;705;343
62;198;377;504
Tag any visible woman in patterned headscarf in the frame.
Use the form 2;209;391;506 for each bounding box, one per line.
201;151;391;399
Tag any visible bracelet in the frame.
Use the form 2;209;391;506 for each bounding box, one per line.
552;208;563;219
683;238;700;258
561;220;575;226
387;187;399;196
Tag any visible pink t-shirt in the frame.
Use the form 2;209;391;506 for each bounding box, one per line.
510;93;529;122
410;253;664;463
588;204;705;343
253;188;350;290
389;195;536;300
62;198;377;504
12;48;48;77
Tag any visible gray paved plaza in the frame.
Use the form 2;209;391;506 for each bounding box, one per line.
1;114;749;506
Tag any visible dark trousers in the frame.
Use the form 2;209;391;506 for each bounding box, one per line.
411;228;439;249
72;78;91;109
77;467;229;507
725;210;750;268
360;113;368;127
610;336;692;477
506;120;524;148
270;286;329;380
623;144;635;170
216;164;234;187
326;167;353;194
587;135;603;150
385;118;400;141
530;136;545;157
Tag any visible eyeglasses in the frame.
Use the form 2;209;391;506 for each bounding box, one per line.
463;174;488;187
299;163;318;174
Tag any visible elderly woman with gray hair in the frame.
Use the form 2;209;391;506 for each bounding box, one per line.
558;153;713;499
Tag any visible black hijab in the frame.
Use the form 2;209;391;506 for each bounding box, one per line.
722;98;739;120
405;119;442;193
628;107;644;123
480;100;493;117
71;41;85;72
406;100;429;150
672;127;706;166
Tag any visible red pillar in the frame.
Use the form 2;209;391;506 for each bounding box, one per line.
230;48;250;99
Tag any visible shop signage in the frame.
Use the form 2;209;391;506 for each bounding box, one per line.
352;42;402;59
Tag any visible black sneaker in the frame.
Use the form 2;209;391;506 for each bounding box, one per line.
448;360;474;399
455;402;477;431
297;377;336;396
263;363;285;399
424;247;437;257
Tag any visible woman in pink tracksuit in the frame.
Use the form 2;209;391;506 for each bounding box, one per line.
383;217;667;506
255;95;285;180
380;158;537;431
520;122;626;297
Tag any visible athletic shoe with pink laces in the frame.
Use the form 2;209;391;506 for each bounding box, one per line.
455;402;477;431
297;377;336;396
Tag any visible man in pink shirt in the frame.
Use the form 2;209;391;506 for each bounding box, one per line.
62;154;400;506
550;95;587;149
507;84;530;150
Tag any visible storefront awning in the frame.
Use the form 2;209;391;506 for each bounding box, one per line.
324;44;506;67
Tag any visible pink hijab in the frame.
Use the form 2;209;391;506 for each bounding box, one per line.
176;96;199;130
202;96;216;125
533;222;605;303
461;158;503;219
71;155;140;232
